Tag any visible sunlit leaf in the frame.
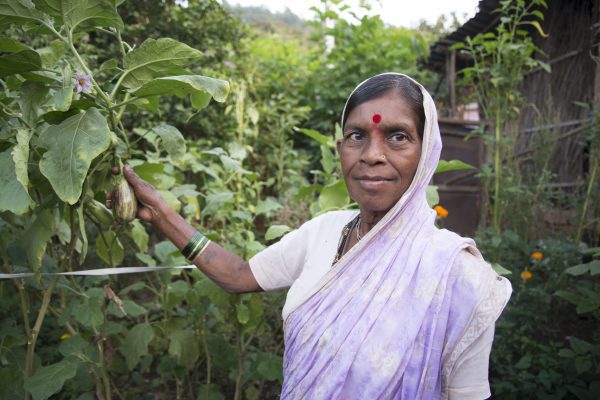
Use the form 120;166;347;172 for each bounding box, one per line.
296;127;331;146
256;197;282;216
492;263;512;276
131;74;230;110
425;185;439;208
151;123;186;160
435;159;476;174
0;0;52;27
35;0;123;32
39;108;111;204
318;180;349;210
121;38;203;88
96;230;124;267
236;303;250;324
265;225;291;241
128;220;149;252
0;147;34;214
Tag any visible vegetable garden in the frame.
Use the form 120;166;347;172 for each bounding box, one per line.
0;0;598;399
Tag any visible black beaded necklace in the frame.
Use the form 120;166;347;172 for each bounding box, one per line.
332;214;361;266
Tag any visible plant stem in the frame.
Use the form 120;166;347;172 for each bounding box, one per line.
493;108;502;233
24;277;58;399
233;322;245;400
67;37;113;109
97;339;112;400
0;244;31;338
201;317;212;385
576;156;598;243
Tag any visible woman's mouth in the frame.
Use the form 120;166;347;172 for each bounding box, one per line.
355;175;395;190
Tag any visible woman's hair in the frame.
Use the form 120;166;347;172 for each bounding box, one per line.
342;74;425;140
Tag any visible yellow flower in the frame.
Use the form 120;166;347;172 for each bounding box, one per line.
531;252;543;261
520;270;533;281
434;205;449;219
60;333;71;341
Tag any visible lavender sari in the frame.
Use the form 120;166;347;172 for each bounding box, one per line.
281;74;511;399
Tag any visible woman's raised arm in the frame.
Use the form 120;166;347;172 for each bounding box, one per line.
107;166;262;294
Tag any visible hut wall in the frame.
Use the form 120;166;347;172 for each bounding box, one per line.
518;0;598;184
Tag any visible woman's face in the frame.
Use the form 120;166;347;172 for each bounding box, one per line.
337;90;422;215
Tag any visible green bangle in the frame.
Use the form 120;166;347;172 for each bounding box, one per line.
181;231;203;259
188;236;209;261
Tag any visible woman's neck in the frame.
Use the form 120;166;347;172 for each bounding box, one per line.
358;209;388;237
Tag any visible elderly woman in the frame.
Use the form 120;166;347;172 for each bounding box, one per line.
112;73;511;399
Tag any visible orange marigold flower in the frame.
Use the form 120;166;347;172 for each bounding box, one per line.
520;270;533;281
434;205;449;219
531;252;543;261
60;333;71;341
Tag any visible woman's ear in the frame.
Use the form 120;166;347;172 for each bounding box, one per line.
336;139;342;155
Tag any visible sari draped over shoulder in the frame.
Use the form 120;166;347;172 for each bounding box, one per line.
280;73;511;400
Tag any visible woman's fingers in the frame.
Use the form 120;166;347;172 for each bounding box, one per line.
105;191;113;209
123;165;149;191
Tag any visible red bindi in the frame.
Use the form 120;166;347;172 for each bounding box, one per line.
372;114;382;124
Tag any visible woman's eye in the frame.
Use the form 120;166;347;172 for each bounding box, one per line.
389;132;408;142
347;132;364;141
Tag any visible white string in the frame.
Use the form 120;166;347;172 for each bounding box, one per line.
0;265;196;279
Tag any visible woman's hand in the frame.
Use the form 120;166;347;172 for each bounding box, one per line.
106;166;261;294
106;165;169;224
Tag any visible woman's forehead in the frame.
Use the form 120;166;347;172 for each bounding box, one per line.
344;91;418;128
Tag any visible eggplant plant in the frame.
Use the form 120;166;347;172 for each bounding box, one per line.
0;1;229;398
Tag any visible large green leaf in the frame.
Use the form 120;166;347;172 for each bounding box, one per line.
18;78;74;124
96;230;124;267
196;384;225;400
0;49;42;77
0;0;52;27
121;38;203;89
35;0;123;32
19;81;50;126
0;147;33;214
318;180;349;211
151;123;186;160
128;220;148;252
131;75;230;109
168;329;200;367
12;128;32;189
121;323;154;371
39;108;110;204
426;185;439;207
435;159;476;174
256;352;283;382
74;288;104;328
296;127;331;146
265;225;291;241
256;197;282;216
24;359;78;400
21;209;56;274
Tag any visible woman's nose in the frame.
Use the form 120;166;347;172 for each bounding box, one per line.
361;133;386;164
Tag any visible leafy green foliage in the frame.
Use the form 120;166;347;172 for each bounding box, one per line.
121;38;203;88
456;0;549;233
24;359;78;400
39;108;111;204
